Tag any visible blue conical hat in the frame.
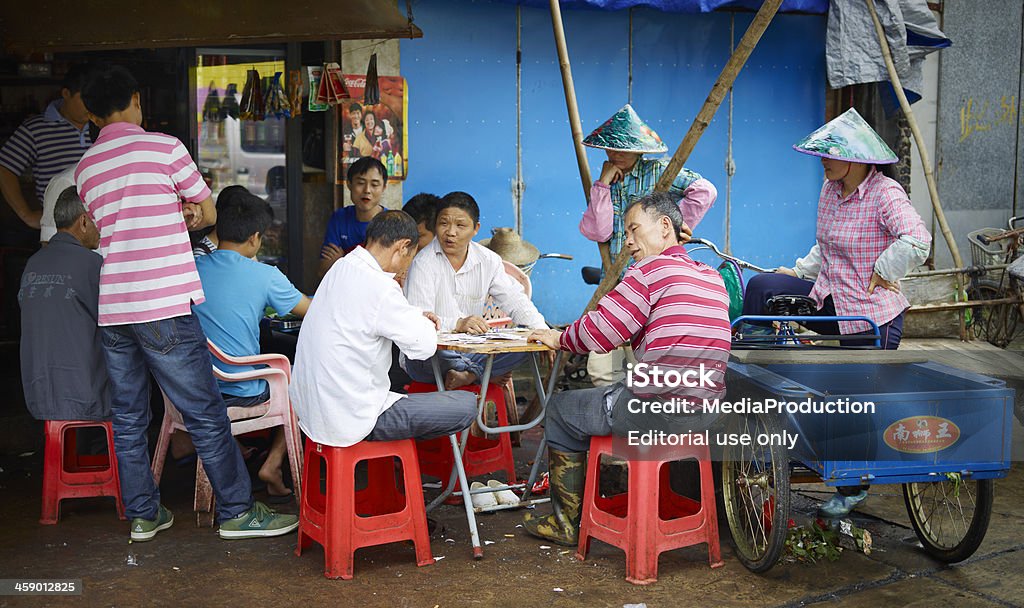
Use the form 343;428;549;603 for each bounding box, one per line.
793;108;898;164
583;104;668;154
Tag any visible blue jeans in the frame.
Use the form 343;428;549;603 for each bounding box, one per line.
403;351;528;385
741;273;904;350
101;314;252;522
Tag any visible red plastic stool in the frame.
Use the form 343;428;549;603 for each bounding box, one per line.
577;436;723;584
406;382;516;497
40;420;126;525
295;437;434;579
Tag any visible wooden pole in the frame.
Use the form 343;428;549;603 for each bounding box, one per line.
654;0;784;192
549;0;613;271
582;0;784;313
865;0;964;269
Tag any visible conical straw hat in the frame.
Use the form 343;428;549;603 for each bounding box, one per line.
479;227;540;267
583;104;668;154
793;108;898;164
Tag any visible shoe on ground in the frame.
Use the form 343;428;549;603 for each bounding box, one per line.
469;481;498;510
818;490;868;518
130;505;174;542
487;479;521;506
219;501;298;539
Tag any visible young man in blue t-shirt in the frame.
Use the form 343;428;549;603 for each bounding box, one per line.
318;156;388;279
194;189;310;501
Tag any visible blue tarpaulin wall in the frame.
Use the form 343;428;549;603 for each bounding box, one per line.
401;0;826;325
501;0;828;13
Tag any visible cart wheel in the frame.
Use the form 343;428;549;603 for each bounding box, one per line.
969;279;1020;347
719;413;790;573
902;478;994;563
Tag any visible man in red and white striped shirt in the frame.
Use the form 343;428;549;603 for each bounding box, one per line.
75;64;297;542
523;192;731;547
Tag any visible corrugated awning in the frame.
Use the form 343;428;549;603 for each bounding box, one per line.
0;0;423;52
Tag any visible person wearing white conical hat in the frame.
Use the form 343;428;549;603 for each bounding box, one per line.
578;104;717;259
741;108;932;517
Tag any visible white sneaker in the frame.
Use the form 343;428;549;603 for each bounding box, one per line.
469;481;498;509
488;479;521;506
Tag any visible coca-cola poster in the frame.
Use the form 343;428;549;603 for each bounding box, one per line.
338;74;407;182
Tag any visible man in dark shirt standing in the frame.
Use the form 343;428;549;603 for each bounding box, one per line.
19;187;108;421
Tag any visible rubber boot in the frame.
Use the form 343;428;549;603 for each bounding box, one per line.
522;449;586;546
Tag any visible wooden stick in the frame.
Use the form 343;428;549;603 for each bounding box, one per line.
654;0;784;192
549;0;592;200
865;0;964;269
583;0;784;313
548;0;613;272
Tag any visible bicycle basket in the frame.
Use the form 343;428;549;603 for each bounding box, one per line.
967;228;1012;268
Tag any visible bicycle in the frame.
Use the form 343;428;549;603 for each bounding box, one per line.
965;216;1024;347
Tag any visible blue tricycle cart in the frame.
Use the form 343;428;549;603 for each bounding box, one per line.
687;239;1016;573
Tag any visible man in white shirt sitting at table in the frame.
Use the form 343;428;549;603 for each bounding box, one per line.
290;210;476;448
402;191;548;390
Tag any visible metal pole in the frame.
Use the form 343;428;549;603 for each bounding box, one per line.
628;8;634;105
865;0;964;269
285;42;304;290
725;13;735;255
515;5;524;234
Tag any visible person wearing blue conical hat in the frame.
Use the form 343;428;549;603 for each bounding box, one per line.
741;108;932;517
579;104;717;260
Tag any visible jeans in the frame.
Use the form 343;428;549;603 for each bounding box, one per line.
741;273;904;350
543;385;615;453
365;391;477;442
101;314;252;523
222;386;271;408
403;351;528;384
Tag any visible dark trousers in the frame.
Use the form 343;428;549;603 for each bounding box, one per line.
365;391;477;442
742;273;904;350
543;385;616;453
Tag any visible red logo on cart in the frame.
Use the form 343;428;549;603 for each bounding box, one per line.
883;416;959;454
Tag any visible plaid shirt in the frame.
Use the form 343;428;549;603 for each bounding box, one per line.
609;158;700;257
809;169;930;334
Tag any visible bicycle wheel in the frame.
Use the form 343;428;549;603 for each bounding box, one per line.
969;278;1020;347
903;477;994;563
719;413;790;573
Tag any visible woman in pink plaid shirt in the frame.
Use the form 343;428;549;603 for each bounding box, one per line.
741;108;932;517
742;108;931;351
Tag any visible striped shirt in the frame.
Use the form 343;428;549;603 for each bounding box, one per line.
559;245;731;401
0;100;91;201
75;122;211;326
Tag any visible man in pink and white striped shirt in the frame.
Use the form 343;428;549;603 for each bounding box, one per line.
75;64;297;542
522;192;731;547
